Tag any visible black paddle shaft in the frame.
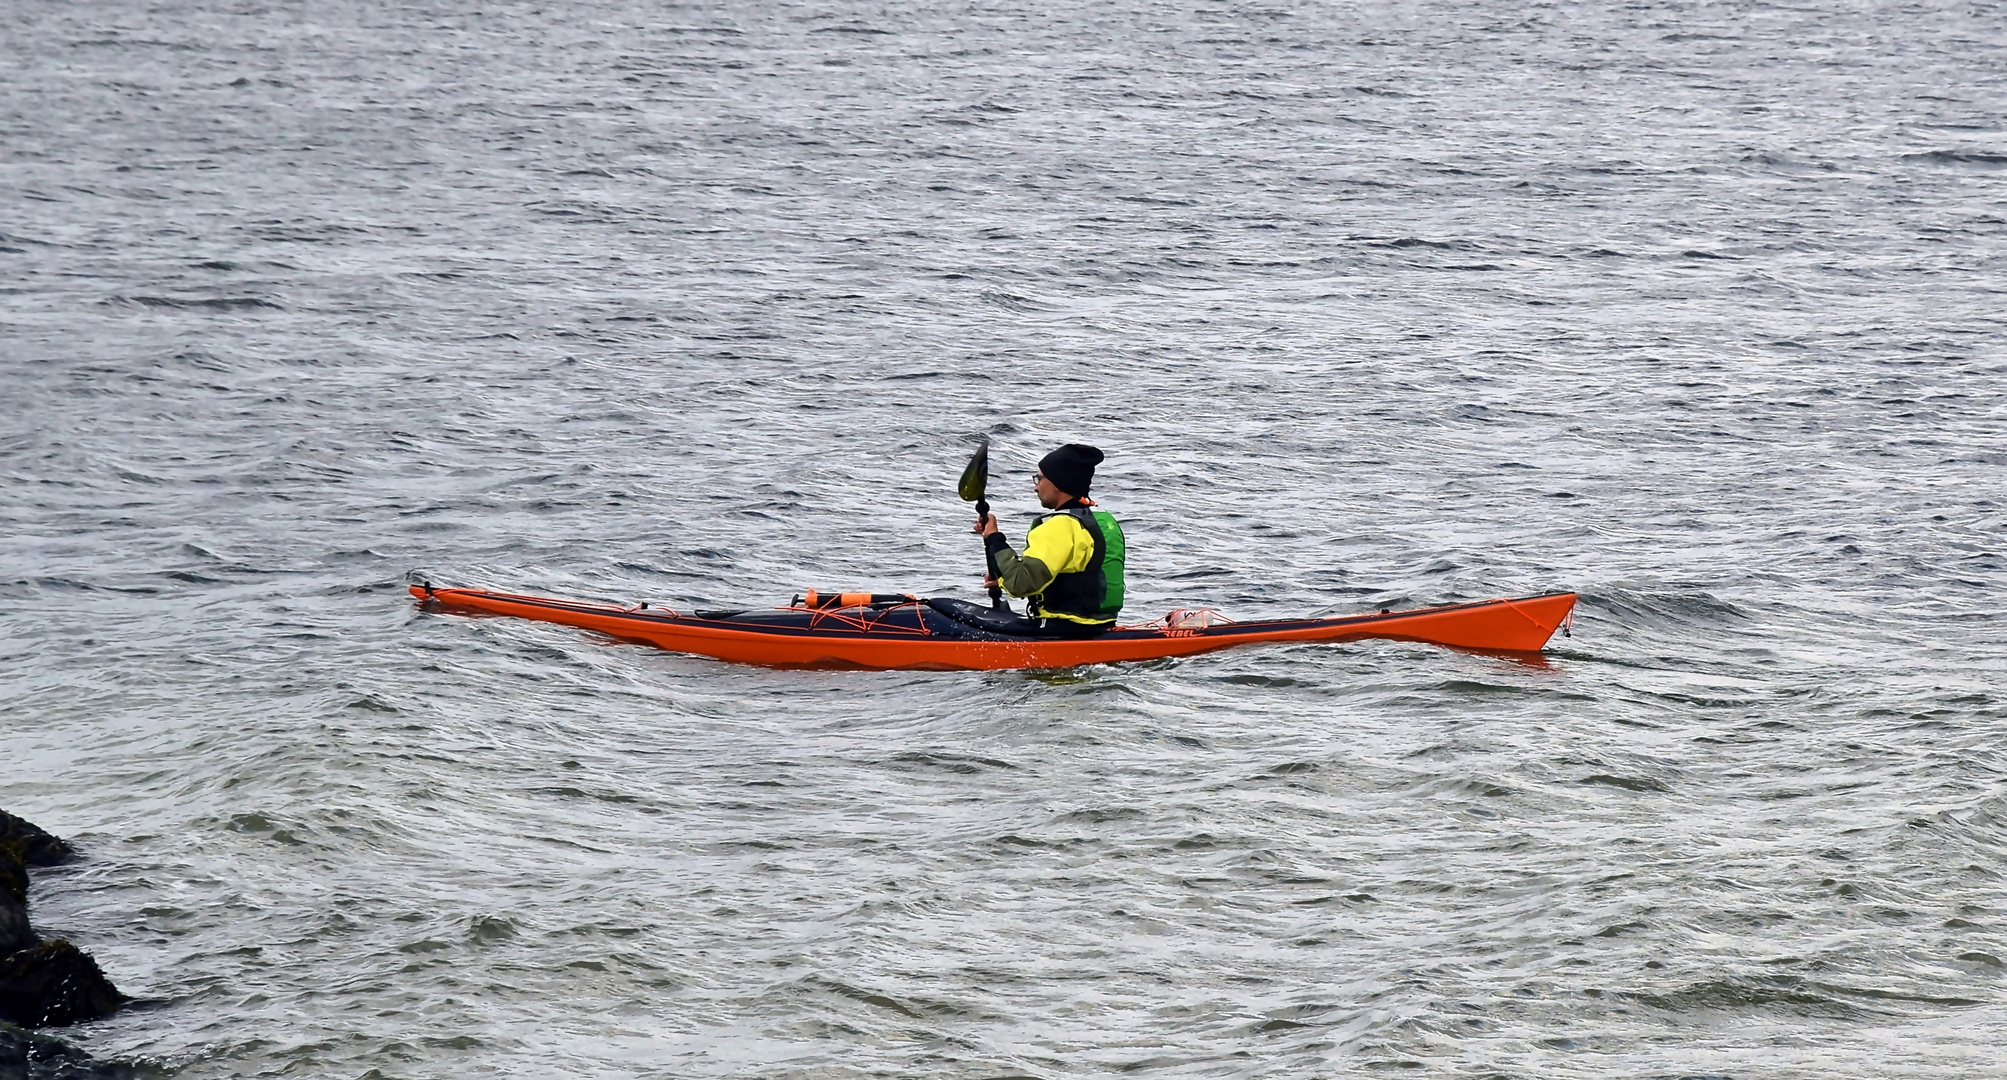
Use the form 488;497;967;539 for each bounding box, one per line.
977;496;1005;609
960;438;1007;611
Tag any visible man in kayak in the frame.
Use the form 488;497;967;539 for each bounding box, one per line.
974;443;1127;636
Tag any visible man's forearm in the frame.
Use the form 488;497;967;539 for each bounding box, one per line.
985;533;1054;597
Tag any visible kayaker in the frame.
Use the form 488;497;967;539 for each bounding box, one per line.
974;443;1127;636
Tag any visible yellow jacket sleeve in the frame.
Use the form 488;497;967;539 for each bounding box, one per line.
1022;514;1094;576
989;514;1094;598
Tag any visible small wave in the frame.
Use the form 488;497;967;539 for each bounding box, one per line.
978;289;1050;313
468;915;518;945
800;976;950;1020
1057;807;1144;824
888;751;1015;773
10;577;105;593
1904;149;2007;167
1621;976;1857;1017
1262;761;1319;774
108;294;284;310
223;812;311;846
993;833;1067;850
1740;151;1838;172
534;785;640;804
1215;674;1312;688
1412;777;1514;798
1580;588;1749;630
1581;773;1669;793
1622;975;1979;1017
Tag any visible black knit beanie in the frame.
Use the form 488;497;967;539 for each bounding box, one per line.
1038;443;1104;498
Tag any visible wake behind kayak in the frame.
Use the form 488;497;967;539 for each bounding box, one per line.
408;584;1577;671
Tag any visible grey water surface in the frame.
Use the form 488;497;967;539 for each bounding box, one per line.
4;0;2004;1076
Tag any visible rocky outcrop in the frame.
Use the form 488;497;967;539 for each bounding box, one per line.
0;942;127;1029
0;814;76;869
0;1021;151;1079
1;855;33;959
0;812;125;1028
2;811;73;961
0;813;145;1078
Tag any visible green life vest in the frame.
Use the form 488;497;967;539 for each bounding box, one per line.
1028;507;1125;624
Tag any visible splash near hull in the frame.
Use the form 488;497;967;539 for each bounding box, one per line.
410;585;1576;671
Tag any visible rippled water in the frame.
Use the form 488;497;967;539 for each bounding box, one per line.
5;0;2004;1076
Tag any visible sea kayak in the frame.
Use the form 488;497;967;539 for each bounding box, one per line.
409;583;1576;671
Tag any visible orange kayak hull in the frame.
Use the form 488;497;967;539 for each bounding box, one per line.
410;585;1576;671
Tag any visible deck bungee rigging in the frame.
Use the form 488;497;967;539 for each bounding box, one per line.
407;583;1577;671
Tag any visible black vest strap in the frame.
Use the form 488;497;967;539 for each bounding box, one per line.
1029;507;1109;621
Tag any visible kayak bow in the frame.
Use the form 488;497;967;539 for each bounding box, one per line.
409;584;1577;671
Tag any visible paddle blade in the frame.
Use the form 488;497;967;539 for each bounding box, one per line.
957;438;989;502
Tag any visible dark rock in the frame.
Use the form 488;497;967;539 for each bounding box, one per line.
0;891;30;958
1;810;77;955
0;858;24;906
1;840;35;958
0;813;127;1033
0;942;126;1029
0;813;75;870
0;1021;154;1079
